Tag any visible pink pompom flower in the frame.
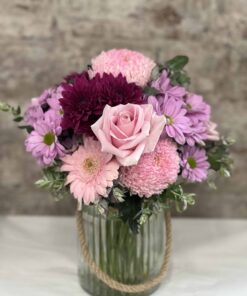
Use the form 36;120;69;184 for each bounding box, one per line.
119;139;180;197
61;137;119;206
89;49;156;86
91;103;166;166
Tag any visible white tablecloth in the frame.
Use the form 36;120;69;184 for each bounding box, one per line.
0;216;246;296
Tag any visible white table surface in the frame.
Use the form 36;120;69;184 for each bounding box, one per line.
0;216;246;296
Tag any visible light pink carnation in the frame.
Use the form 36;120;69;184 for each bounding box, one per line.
119;139;180;197
91;103;166;166
61;137;119;206
89;49;156;86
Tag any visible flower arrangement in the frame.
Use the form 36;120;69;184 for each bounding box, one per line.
1;48;234;296
0;48;233;233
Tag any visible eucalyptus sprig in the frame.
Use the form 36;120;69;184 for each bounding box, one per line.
35;162;69;201
164;184;196;212
206;137;234;178
0;101;33;133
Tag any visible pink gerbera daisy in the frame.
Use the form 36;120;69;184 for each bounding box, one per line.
61;137;119;206
89;49;155;86
119;139;180;197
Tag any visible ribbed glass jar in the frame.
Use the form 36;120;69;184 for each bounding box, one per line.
78;205;165;296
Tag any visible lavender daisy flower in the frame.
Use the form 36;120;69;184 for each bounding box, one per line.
25;110;65;166
185;122;208;146
24;99;44;126
148;95;191;145
47;86;64;114
184;93;211;124
24;86;63;126
180;146;209;182
151;70;186;100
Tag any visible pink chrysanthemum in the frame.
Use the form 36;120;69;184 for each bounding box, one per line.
61;137;119;206
89;49;156;86
119;139;180;197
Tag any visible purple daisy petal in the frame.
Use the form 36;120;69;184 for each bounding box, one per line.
25;111;65;166
180;146;209;183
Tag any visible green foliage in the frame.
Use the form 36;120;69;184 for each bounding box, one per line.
0;102;21;116
108;183;196;234
113;194;143;234
166;55;189;71
0;101;33;133
138;194;169;226
164;184;196;212
18;125;34;133
206;138;234;179
165;55;190;86
35;162;69;201
143;85;160;96
150;65;161;81
150;55;190;87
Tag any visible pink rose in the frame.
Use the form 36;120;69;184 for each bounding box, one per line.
91;104;166;166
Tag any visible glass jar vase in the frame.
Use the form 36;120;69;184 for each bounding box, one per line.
77;205;166;296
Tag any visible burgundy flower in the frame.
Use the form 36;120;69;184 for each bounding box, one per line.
60;72;143;136
64;71;87;84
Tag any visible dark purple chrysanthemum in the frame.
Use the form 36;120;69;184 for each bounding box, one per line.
60;72;143;136
64;71;87;84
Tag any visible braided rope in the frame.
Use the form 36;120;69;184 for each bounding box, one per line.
76;210;172;293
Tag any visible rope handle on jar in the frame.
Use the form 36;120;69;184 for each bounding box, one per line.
76;209;172;293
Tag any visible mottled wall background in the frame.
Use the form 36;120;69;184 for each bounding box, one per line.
0;0;246;217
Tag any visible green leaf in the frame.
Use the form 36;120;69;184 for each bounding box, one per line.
13;116;23;122
164;55;190;86
166;55;189;71
164;184;196;212
18;125;34;133
143;86;160;96
205;137;234;179
0;102;26;127
35;162;69;201
0;102;11;112
150;65;162;81
12;106;21;116
112;187;126;202
113;194;143;234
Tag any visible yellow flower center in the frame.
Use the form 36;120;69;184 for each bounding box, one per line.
164;114;174;125
43;132;56;146
187;157;197;169
83;157;98;174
